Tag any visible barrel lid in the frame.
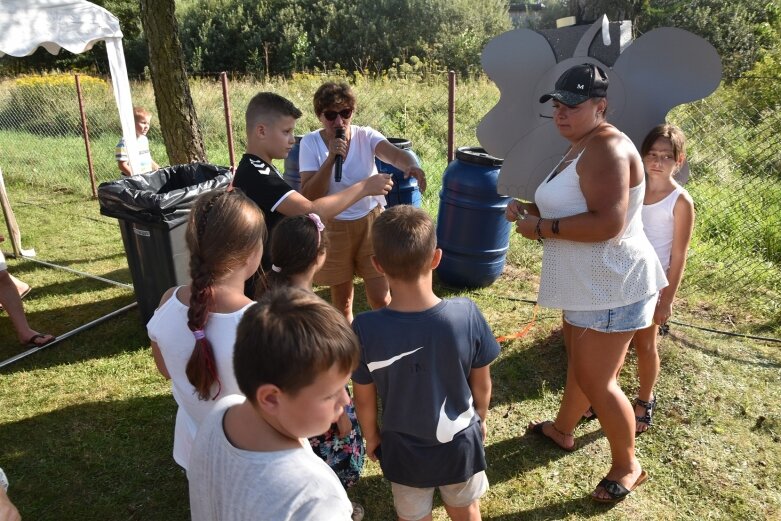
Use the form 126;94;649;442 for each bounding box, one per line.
455;147;503;166
387;137;412;150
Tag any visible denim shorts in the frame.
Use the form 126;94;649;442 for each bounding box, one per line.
563;294;656;333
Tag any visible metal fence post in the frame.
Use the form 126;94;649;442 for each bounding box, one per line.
220;72;236;170
75;74;97;197
448;70;456;164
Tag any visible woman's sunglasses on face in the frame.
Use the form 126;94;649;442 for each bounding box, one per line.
323;108;353;121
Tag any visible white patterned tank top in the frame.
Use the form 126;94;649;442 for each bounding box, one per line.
533;149;668;311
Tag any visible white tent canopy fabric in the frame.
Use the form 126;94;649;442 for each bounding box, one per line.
0;0;140;173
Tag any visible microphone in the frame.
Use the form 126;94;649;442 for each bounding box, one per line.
334;127;344;182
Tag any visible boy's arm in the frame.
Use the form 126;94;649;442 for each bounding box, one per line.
117;160;133;176
275;174;392;221
352;382;381;461
468;365;492;442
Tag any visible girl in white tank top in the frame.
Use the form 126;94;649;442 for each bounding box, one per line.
631;124;695;434
147;189;266;471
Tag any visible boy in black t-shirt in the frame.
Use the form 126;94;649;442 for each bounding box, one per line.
232;92;393;296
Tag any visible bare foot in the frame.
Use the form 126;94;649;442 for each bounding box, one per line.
528;420;575;452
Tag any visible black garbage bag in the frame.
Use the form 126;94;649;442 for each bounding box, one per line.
98;163;232;228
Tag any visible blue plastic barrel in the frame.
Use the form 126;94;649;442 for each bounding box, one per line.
283;135;303;192
375;138;422;207
436;147;512;288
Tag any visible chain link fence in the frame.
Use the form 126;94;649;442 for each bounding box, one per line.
0;71;777;332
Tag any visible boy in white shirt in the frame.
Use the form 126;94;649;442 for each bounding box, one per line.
188;287;358;521
115;106;160;176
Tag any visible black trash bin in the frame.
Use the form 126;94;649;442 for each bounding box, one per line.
98;163;232;324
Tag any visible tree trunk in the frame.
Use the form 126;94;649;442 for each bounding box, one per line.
139;0;206;165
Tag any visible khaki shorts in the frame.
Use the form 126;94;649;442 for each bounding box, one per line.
314;205;383;286
391;470;488;521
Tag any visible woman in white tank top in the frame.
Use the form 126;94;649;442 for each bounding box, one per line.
631;124;695;434
505;63;667;502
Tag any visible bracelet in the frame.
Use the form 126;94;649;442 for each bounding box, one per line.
535;217;544;242
552;219;560;235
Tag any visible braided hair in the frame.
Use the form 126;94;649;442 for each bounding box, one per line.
184;188;266;400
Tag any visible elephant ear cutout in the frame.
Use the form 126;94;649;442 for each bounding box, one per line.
612;27;722;148
612;27;721;184
477;29;557;160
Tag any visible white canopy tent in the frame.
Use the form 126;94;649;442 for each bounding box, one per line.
0;0;141;174
0;0;140;368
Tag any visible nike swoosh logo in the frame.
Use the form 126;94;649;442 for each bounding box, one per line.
366;346;424;372
436;396;475;443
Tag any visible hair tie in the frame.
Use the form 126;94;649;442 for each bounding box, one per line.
271;264;282;273
307;213;325;246
193;329;206;340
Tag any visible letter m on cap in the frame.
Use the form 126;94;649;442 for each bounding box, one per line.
577;83;585;90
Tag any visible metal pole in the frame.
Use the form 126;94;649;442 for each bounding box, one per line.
75;74;97;198
220;72;236;170
447;70;456;163
0;302;138;369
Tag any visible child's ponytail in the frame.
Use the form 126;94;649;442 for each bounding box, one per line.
268;213;327;289
185;256;221;400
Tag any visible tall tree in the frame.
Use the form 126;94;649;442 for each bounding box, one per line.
139;0;206;164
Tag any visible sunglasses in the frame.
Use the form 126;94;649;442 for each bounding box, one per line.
323;108;353;121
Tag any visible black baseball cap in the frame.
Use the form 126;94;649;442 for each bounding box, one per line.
539;63;609;106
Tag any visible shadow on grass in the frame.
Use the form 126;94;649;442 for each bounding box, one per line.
0;395;189;521
486;428;603;484
670;330;781;369
0;293;145;373
490;327;566;408
6;267;134;302
484;497;613;520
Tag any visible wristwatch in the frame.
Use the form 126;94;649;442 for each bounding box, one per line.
0;467;8;492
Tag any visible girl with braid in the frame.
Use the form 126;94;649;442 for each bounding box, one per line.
147;188;266;473
267;214;366;519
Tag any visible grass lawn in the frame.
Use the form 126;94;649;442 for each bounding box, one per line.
0;180;779;520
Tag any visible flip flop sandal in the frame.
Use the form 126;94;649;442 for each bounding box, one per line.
23;333;56;348
634;396;656;434
529;420;576;452
591;469;648;503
